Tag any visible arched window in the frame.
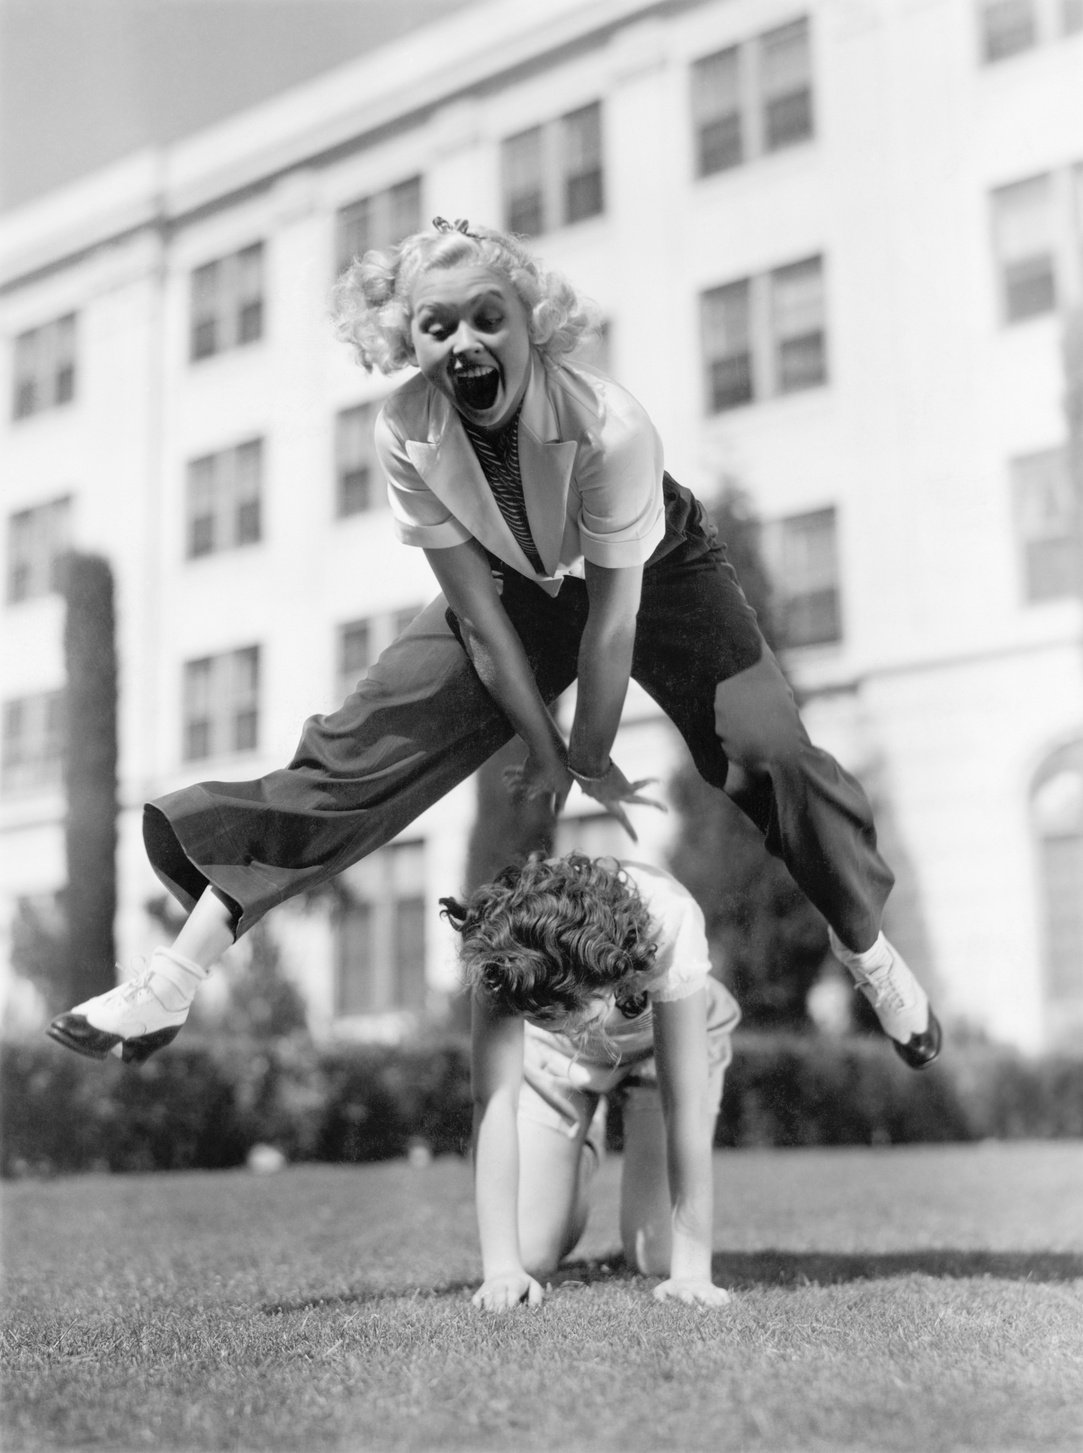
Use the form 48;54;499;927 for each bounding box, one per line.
1032;740;1083;1030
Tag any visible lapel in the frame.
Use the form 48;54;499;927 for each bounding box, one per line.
518;354;578;577
403;355;577;579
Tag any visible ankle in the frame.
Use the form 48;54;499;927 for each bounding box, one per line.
149;947;208;1011
829;928;891;977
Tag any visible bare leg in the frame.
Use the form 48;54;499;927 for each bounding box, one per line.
171;886;236;969
516;1113;601;1279
619;1088;672;1275
620;1084;721;1276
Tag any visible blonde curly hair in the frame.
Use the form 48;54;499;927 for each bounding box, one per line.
331;219;600;375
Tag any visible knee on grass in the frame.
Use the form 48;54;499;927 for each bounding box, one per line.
520;1215;586;1280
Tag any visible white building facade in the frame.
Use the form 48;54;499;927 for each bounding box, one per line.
2;0;1081;1048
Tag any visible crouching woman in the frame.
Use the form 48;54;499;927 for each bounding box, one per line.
441;852;739;1311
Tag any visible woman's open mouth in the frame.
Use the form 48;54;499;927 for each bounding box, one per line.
451;363;501;412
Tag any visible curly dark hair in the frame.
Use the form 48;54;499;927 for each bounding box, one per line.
440;853;657;1027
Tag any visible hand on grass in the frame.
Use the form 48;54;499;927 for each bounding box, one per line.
472;1271;545;1312
653;1278;731;1309
569;761;667;843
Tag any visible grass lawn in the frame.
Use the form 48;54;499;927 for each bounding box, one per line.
2;1141;1082;1453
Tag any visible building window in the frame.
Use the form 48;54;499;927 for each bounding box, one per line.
335;404;378;516
692;17;812;180
190;243;264;360
12;315;76;420
1;690;65;795
334;841;428;1015
561;104;604;224
771;257;827;392
769;507;841;647
503;126;545;235
182;646;260;761
501;102;604;236
185;440;262;558
334;606;422;705
1012;448;1081;601
336;619;372;703
6;497;71;603
335;176;422;274
761;19;814;151
980;0;1038;57
1031;744;1083;1028
691;46;743;176
702;279;754;411
992;175;1057;321
979;0;1082;58
702;256;826;412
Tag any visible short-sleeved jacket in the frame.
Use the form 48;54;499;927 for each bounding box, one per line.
374;351;666;596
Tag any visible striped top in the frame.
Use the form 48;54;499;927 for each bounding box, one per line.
462;406;545;575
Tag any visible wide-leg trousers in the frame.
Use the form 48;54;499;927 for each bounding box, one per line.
144;479;893;947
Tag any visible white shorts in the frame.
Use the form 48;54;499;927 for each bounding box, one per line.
519;977;738;1155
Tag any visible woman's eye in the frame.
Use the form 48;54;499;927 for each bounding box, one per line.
476;314;502;332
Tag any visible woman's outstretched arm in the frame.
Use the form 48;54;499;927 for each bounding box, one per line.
424;540;571;808
470;995;543;1311
651;989;729;1307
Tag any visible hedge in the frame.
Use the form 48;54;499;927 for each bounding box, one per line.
3;1030;1082;1177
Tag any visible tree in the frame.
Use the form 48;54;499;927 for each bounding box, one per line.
62;553;119;1003
665;485;830;1029
463;738;556;890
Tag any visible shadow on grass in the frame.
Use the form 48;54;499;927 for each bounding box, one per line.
261;1248;1083;1314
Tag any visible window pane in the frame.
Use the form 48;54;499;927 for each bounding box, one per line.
692;48;742;175
183;658;214;760
561;104;603;224
1;690;65;794
394;898;427;1011
1013;449;1080;601
336;901;375;1015
234;244;261;342
339;620;372;698
702;281;753;411
388;176;422;242
761;19;813;150
772;257;826;392
234;440;263;545
1041;830;1083;997
993;175;1056;321
778;508;841;646
980;0;1037;60
186;456;217;557
336;404;375;516
7;497;71;603
502;127;545;235
337;196;373;271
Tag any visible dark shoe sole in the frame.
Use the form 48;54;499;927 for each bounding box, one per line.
46;1014;182;1065
891;1010;943;1071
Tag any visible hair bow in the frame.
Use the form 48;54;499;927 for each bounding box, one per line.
432;216;474;236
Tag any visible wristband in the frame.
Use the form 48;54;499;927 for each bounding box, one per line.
569;761;611;785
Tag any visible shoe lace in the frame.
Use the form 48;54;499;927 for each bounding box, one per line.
858;961;909;1014
115;961;156;1003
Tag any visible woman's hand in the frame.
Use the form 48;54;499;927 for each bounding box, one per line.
653;1278;731;1309
502;751;573;814
569;760;667;843
472;1270;545;1312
